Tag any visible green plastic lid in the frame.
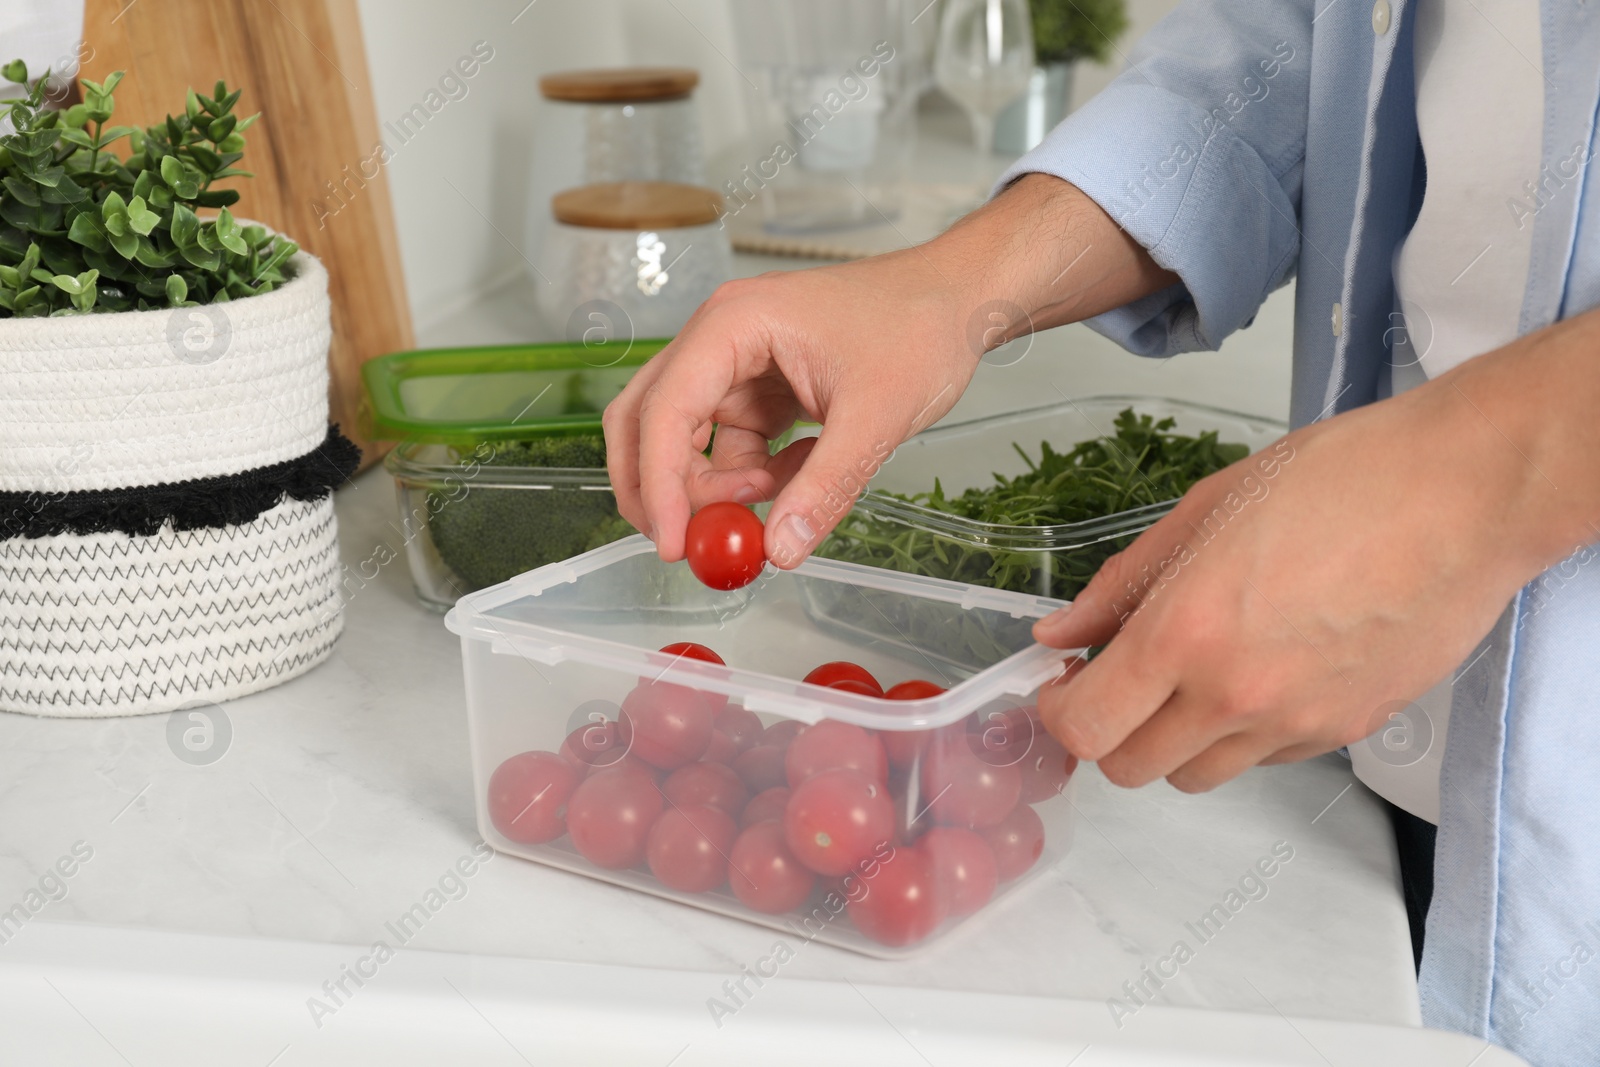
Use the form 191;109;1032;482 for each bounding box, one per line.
361;339;668;444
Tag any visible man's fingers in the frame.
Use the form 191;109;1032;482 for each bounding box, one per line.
690;424;777;508
603;350;671;535
1037;624;1178;761
763;404;897;568
1032;513;1193;650
1094;692;1232;788
636;337;742;560
1165;733;1288;794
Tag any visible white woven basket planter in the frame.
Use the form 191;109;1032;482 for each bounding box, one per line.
0;253;351;717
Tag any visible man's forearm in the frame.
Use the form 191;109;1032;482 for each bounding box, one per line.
1439;305;1600;578
924;173;1179;345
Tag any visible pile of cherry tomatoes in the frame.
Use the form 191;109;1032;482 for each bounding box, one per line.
485;642;1076;948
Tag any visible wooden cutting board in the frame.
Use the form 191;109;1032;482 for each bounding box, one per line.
80;0;414;471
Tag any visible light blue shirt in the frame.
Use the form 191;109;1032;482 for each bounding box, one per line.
1000;2;1600;1063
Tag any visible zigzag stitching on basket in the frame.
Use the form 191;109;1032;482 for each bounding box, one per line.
1;609;342;656
2;598;339;636
0;636;341;708
0;565;340;608
1;539;337;585
2;625;342;682
0;506;330;560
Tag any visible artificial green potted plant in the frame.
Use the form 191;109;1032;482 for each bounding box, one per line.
995;0;1129;153
0;61;358;717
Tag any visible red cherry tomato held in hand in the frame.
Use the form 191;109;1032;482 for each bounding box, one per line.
803;661;884;695
685;502;767;590
729;820;816;913
647;804;737;892
785;720;888;787
1017;734;1079;805
487;751;581;845
784;768;895;877
920;738;1022;829
847;845;945;947
662;761;750;816
920;826;998;918
621;681;715;770
714;706;765;752
983;803;1046;882
567;764;664;869
732;744;788;793
559;719;633;775
741;786;791;827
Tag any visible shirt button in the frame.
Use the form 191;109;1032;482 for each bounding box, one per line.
1331;302;1343;337
1372;0;1392;34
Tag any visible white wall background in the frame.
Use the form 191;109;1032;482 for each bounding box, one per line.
353;0;1183;333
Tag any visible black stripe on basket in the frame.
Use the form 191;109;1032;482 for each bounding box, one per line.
0;425;361;541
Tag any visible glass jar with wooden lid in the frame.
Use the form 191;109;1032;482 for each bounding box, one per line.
536;181;732;342
539;67;706;185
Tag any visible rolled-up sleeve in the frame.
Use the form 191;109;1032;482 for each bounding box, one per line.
996;0;1313;356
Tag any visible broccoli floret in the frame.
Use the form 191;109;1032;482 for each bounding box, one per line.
427;435;634;589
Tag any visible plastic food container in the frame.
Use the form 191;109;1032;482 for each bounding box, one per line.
362;339;667;609
539;67;706;186
445;536;1078;957
822;395;1287;602
537;182;731;342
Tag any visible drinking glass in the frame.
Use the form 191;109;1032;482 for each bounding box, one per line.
933;0;1034;197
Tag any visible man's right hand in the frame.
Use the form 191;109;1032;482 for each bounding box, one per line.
603;174;1178;568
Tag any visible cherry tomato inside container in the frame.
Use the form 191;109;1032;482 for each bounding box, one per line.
487;751;581;845
732;744;788;793
846;845;944;947
785;720;888;787
662;761;749;816
803;661;884;695
566;763;664;869
920;826;999;917
920;737;1023;829
559;718;633;775
729;819;815;913
983;803;1046;882
741;786;791;827
647;804;736;893
621;680;715;770
685;502;766;590
714;706;765;752
659;641;724;665
784;768;895;877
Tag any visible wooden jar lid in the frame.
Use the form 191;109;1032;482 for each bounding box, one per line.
551;182;723;230
539;67;700;103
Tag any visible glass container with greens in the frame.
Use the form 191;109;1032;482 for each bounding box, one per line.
818;397;1287;602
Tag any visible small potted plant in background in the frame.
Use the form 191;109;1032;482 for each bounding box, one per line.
0;60;358;717
994;0;1128;154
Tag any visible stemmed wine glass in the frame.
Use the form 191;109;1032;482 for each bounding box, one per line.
933;0;1035;201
